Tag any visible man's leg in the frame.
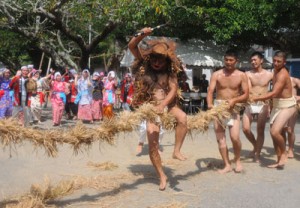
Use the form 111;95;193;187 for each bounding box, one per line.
214;120;232;174
255;105;269;162
242;107;256;157
269;107;297;168
169;106;187;161
286;111;298;158
229;114;243;172
147;121;167;191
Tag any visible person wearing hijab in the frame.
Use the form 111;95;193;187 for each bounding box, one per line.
51;72;67;126
91;72;104;121
102;71;118;118
0;69;13;119
74;69;93;123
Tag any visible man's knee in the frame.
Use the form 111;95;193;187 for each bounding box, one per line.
242;126;251;135
177;113;187;126
270;128;282;138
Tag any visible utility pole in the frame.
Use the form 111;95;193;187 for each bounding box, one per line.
88;24;92;69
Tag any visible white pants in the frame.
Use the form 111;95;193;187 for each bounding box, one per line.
138;120;164;144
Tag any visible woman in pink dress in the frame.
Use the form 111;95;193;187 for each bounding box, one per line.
74;69;93;123
102;71;118;118
51;72;67;126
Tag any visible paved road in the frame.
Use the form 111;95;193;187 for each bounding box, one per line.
1;108;300;207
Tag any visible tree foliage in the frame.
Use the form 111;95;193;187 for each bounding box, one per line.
0;0;300;70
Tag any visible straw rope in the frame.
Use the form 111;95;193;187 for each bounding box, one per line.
0;102;243;157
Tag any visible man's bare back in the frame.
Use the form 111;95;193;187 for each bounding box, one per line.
273;67;293;99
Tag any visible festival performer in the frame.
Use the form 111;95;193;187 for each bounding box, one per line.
74;69;93;123
65;69;78;120
252;51;297;168
50;72;67;126
283;76;300;158
102;71;117;118
0;69;13;119
207;49;249;174
91;72;104;121
242;52;273;162
129;27;187;190
9;66;33;126
120;73;134;111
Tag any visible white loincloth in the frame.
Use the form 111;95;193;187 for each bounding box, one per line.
270;97;296;124
249;101;265;114
214;100;236;127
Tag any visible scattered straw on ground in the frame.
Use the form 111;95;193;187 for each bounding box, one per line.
1;173;147;208
0;102;242;157
87;161;118;170
149;201;188;208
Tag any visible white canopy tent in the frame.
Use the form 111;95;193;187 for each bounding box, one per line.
120;37;271;87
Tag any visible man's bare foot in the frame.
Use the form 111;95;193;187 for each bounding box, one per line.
218;165;232;174
235;162;243;173
172;152;187;161
136;143;143;155
278;154;287;166
287;150;294;158
254;154;261;163
159;175;168;191
267;163;282;169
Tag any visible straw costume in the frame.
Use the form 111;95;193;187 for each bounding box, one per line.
131;38;182;108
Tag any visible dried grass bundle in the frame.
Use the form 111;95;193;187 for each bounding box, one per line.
29;178;75;202
187;102;232;131
0;102;243;157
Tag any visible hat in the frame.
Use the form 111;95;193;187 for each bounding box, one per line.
32;69;39;75
3;68;10;74
21;66;28;71
108;71;115;78
68;69;76;75
27;64;34;69
82;69;90;75
93;72;100;77
54;72;61;79
99;72;105;76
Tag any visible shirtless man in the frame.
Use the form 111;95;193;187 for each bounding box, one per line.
207;49;249;173
128;27;187;190
252;51;297;168
284;76;300;158
242;52;273;162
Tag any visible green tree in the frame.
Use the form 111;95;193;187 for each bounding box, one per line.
1;0;300;71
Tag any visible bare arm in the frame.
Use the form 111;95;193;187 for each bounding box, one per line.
207;72;217;109
254;72;286;101
128;27;152;61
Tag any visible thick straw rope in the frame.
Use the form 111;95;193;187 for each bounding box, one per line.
0;102;242;157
